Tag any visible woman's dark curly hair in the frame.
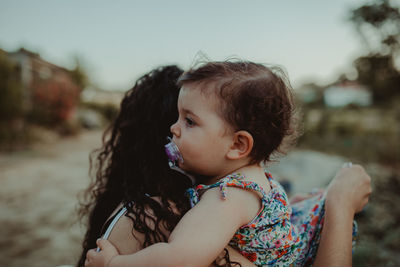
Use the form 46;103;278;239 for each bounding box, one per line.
76;65;193;267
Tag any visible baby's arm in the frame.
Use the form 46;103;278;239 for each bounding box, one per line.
87;187;260;267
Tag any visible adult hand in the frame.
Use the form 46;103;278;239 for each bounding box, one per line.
326;164;372;216
313;164;371;267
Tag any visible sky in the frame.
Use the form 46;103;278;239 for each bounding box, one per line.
0;0;369;91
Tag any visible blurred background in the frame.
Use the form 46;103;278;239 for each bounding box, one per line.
0;0;399;266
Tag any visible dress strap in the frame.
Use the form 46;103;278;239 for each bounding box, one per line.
186;187;199;208
102;207;127;239
185;172;292;227
96;205;127;252
192;172;272;203
217;172;291;226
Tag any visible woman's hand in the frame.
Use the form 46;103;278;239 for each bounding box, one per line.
85;239;119;267
326;164;372;216
313;164;372;267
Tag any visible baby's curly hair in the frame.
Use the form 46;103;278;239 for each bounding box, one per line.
178;60;297;164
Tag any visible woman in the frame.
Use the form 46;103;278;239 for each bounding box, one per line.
77;65;192;266
78;65;371;267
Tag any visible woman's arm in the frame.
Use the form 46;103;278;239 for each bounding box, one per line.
313;164;371;267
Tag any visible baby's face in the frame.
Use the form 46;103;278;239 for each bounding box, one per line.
170;83;234;178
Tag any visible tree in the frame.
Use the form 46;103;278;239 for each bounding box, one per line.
354;54;400;103
0;50;25;144
68;57;89;91
350;0;400;104
351;0;400;56
0;50;23;120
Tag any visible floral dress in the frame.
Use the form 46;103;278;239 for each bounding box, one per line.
289;191;357;266
186;172;357;267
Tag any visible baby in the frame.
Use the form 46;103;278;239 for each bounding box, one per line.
85;61;353;267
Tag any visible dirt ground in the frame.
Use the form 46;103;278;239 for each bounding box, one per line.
0;130;102;267
0;130;397;266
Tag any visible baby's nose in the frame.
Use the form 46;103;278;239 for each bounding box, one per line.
170;121;180;137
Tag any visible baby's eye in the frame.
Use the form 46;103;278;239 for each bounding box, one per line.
185;117;195;127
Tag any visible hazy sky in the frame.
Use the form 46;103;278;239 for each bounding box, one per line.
0;0;368;90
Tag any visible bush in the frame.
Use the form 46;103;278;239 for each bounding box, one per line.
298;107;400;166
81;102;119;122
0;51;25;146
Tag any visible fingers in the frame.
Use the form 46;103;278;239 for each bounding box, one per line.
96;238;119;255
87;249;97;259
355;181;372;213
96;239;111;251
342;162;353;168
340;163;364;173
356;195;370;213
85;249;97;267
328;163;373;215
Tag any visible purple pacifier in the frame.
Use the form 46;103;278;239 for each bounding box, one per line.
165;137;195;185
165;137;184;167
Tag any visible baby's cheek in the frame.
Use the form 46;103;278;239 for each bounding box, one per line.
180;142;197;159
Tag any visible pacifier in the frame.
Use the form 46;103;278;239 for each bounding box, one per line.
165;137;195;185
165;137;184;168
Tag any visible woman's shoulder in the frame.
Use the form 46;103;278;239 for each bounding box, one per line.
105;197;179;254
107;211;143;254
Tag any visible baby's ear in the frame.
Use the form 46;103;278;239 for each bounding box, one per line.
226;130;253;160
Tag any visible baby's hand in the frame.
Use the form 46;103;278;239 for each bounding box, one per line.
85;239;119;267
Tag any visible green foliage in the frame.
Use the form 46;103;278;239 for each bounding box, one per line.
354;54;400;103
0;51;23;120
350;0;400;55
353;166;400;267
349;0;400;104
81;102;119;122
299;107;400;165
68;57;89;91
0;51;26;147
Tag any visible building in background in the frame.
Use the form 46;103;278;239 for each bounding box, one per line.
81;86;123;107
323;81;372;108
7;48;81;123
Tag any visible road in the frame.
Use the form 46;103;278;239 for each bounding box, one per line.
0;130;102;267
